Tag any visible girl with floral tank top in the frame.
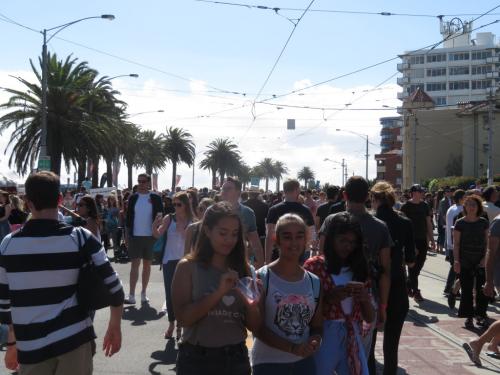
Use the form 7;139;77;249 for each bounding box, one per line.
304;212;374;375
171;202;261;375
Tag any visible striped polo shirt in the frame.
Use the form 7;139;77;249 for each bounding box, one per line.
0;219;124;364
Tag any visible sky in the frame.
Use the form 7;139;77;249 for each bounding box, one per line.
1;0;500;189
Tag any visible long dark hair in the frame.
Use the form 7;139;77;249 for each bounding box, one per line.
323;212;369;282
187;201;250;278
174;192;195;222
80;195;100;225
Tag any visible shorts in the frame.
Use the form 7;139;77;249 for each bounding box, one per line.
128;236;156;260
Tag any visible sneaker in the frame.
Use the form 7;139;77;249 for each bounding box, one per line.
465;318;475;329
124;295;136;305
141;292;149;304
477;316;490;328
447;293;456;309
414;290;424;303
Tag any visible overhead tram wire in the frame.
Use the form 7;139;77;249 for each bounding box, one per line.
195;0;500;18
238;0;316;145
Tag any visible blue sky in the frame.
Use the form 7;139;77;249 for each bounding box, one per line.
1;1;500;188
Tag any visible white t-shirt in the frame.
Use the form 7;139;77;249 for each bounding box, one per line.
251;269;316;365
162;220;188;264
331;267;354;316
133;193;153;236
484;202;500;223
446;204;463;250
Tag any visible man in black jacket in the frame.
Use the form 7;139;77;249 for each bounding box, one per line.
125;173;163;305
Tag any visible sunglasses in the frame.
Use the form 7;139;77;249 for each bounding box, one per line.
173;203;183;207
138;180;148;184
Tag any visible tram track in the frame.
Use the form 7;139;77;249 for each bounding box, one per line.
409;268;500;371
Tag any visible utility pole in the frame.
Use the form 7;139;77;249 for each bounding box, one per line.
365;135;369;181
341;159;345;186
412;114;417;185
488;91;495;185
344;161;348;185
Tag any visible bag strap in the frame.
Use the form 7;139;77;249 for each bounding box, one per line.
256;265;270;297
306;270;321;315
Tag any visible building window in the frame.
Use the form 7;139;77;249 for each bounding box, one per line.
426;53;446;63
449;80;469;90
377;160;385;166
435;97;447;106
426;68;446;77
471;65;492;75
409;55;424;64
449;66;470;75
449;52;470;61
408;84;424;93
396;178;402;185
471;80;492;89
426;82;447;91
409;69;424;78
396;163;402;171
471;51;492;60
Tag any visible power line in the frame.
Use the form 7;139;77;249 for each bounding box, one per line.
0;11;39;33
195;0;500;18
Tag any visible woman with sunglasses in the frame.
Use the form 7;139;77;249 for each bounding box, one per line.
153;192;194;340
61;195;101;240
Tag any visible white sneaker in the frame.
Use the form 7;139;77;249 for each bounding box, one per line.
124;295;136;304
141;292;150;304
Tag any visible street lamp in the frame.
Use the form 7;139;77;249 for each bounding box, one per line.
39;14;115;171
324;158;346;186
108;73;139;80
336;129;369;181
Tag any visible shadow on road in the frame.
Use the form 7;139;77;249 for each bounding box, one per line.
123;303;163;326
149;339;178;375
407;308;439;326
410;296;455;317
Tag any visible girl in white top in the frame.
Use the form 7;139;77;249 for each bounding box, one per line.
252;213;323;375
153;192;193;340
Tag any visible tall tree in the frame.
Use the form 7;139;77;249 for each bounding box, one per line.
257;158;276;192
297;166;315;189
273;160;288;192
200;138;241;186
120;122;142;189
164;127;195;191
138;130;166;176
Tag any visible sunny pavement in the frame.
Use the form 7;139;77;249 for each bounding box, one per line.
2;253;500;374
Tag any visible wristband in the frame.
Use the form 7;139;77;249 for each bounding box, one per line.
379;303;387;311
6;341;16;346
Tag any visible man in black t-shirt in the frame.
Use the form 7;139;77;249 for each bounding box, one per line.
243;189;269;247
315;186;339;231
400;184;436;302
265;179;315;263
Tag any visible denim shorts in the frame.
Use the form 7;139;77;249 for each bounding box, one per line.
252;356;316;375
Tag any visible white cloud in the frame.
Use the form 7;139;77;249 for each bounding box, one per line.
0;69;400;189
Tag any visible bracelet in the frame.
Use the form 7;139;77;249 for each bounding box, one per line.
6;341;16;346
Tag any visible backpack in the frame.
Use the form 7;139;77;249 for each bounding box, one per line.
257;265;321;311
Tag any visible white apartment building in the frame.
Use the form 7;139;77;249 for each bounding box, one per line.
397;19;500;108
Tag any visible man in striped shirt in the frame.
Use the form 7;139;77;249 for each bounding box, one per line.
0;171;124;374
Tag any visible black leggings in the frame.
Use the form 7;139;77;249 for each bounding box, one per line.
458;266;488;318
408;239;428;292
368;279;409;375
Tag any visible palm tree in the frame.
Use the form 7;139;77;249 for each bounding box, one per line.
0;53;108;176
120;122;142;189
273;160;288;192
199;153;218;189
138;130;166;176
297;166;315;189
200;138;241;187
235;162;252;190
257;158;276;192
164;127;195;191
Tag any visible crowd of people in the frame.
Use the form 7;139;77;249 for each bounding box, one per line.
0;171;499;374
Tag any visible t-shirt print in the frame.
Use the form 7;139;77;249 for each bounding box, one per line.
272;292;314;338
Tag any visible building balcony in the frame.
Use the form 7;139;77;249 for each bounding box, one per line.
397;63;410;72
397;91;408;100
486;71;499;78
486;56;500;63
397;77;410;85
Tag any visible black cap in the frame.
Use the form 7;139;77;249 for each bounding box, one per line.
410;184;424;193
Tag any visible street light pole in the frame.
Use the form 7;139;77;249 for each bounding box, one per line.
487;91;495;185
39;14;115;171
365;135;369;182
336;129;369;181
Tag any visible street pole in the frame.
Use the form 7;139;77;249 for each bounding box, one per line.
344;161;348;185
192;155;195;187
40;30;48;163
488;92;494;185
412;114;417;185
341;158;345;186
365;135;369;181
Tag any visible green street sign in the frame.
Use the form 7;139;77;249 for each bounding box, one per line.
37;157;51;171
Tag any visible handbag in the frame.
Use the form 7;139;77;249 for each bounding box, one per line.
153;214;173;253
76;228;112;313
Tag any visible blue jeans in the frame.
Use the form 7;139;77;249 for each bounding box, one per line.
253;356;315;375
163;260;179;322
